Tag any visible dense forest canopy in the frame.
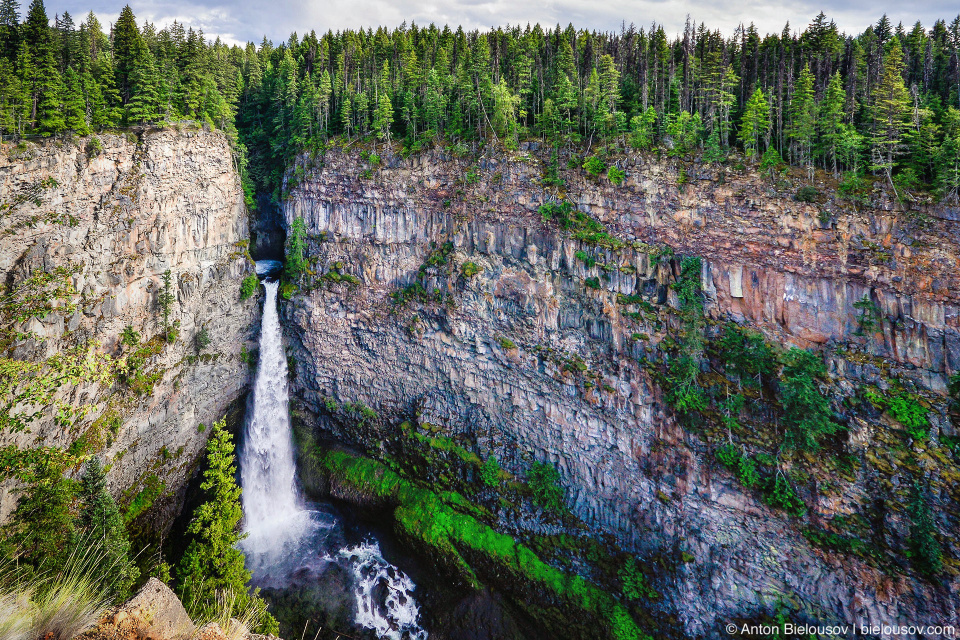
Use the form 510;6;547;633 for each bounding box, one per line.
1;1;959;204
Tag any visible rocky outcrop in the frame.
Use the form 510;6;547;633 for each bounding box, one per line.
0;128;258;525
281;147;959;638
83;578;281;640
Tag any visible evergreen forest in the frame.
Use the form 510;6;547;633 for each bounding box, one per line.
0;1;958;205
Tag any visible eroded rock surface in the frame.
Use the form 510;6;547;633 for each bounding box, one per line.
282;148;959;637
0;129;258;525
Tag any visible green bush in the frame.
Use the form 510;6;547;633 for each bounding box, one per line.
496;336;516;350
527;461;564;512
906;483;942;578
239;274;259;300
195;327;211;351
584;277;601;289
582;155;606;177
886;393;929;440
479;456;502;488
607;166;626;185
461;261;482;278
779;348;839;451
762;474;806;516
795;185;819;202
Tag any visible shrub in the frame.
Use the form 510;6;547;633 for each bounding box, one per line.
906;483;942;578
85;137;103;159
582;155;606;177
584;277;601;289
286;217;308;280
479;456;502;488
795;186;819;202
779;348;839;451
120;324;140;348
619;557;655;601
496;336;516;350
195;327;212;351
575;250;596;268
239;274;259;300
461;261;482;278
607;166;626;185
886;393;929;441
762;473;806;516
527;461;564;512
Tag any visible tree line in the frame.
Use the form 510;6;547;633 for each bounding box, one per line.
2;2;959;202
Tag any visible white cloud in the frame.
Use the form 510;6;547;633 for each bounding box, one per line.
54;0;960;46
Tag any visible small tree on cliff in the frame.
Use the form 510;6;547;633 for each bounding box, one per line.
176;419;277;632
76;456;140;601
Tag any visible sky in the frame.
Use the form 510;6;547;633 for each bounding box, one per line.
45;0;960;47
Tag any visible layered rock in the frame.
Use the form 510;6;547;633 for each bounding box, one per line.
0;128;258;525
282;147;959;638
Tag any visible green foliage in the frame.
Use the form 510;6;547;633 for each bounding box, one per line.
665;257;707;413
76;457;139;601
120;325;140;348
868;388;930;440
195;326;212;351
779;349;839;451
717;324;776;383
794;185;819;202
762;473;807;517
157;270;175;339
177;419;275;631
496;335;516;350
715;443;760;488
2;456;77;572
607;165;626;185
239;274;259;300
618;557;655;601
906;483;942;577
527;461;565;512
123;473;164;525
286;217;308;281
461;261;482;278
853;295;882;334
584;277;601;289
321;450;648;639
479;455;502;488
582;155;606;177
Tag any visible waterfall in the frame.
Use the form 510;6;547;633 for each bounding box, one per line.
240;264;428;639
240;278;309;560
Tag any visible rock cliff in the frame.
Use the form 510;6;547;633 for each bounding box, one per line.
0;128;258;527
281;146;959;638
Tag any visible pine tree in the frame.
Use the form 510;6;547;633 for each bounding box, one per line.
76;457;140;600
3;457;76;572
62;66;88;134
22;0;63;135
871;39;911;191
0;0;19;61
373;91;393;141
112;5;141;102
819;71;846;177
739;87;770;157
126;41;159;124
176;419;276;632
788;65;817;180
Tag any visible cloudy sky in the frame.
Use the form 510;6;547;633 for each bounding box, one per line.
47;0;960;46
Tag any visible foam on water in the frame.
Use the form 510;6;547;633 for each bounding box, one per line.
240;267;428;638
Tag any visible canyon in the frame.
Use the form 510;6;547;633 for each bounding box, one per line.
2;131;958;638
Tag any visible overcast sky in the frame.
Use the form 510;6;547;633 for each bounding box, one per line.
46;0;960;47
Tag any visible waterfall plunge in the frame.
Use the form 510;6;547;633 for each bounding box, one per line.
240;271;428;638
240;279;310;560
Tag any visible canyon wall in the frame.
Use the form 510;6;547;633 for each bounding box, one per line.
0;128;258;525
282;146;959;638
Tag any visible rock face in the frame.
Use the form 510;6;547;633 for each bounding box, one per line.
0;129;258;524
106;577;196;640
282;148;959;638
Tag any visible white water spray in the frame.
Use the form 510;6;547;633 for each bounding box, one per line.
339;542;428;640
241;279;310;559
241;265;428;638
